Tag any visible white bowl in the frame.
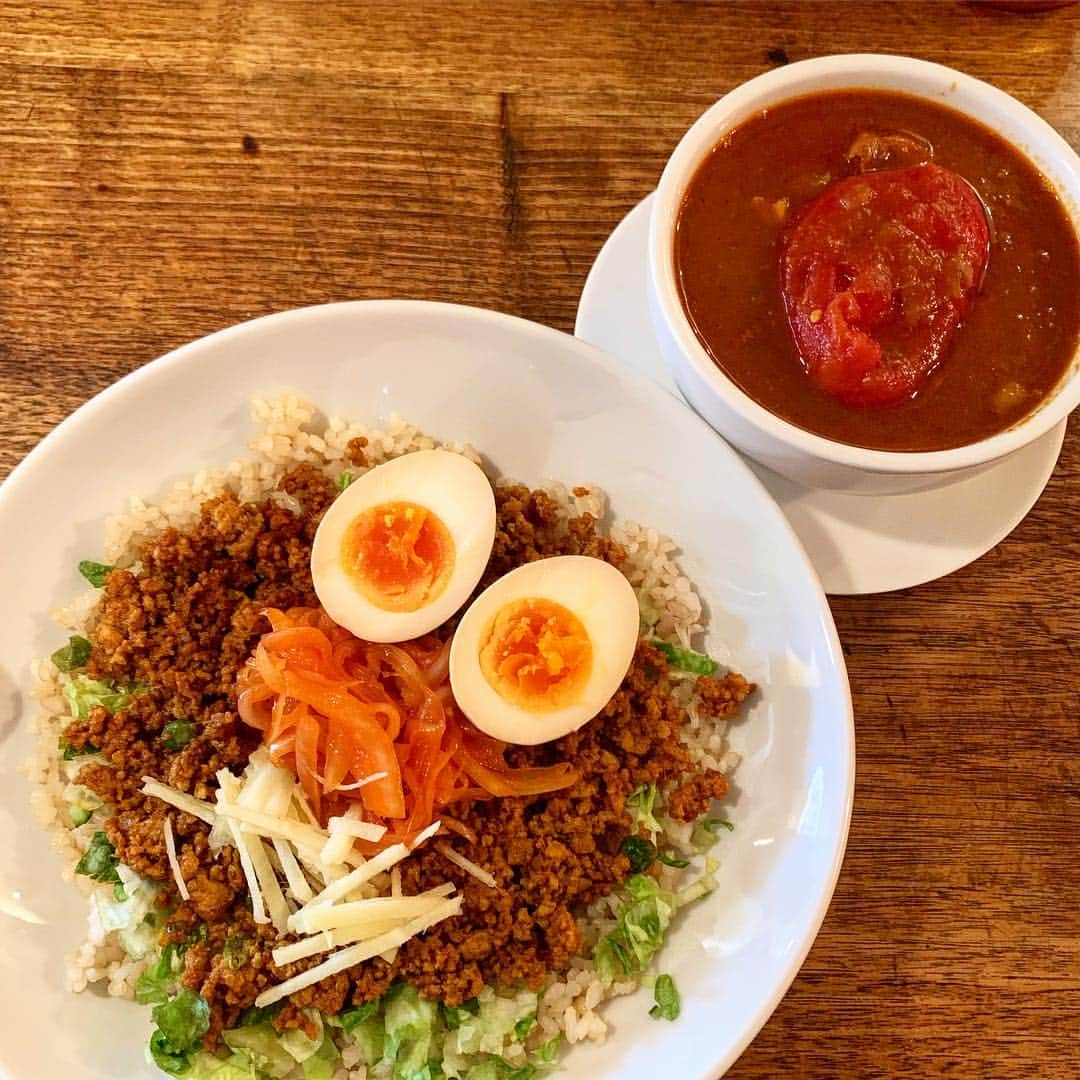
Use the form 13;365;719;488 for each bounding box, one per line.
0;302;853;1079
648;54;1080;494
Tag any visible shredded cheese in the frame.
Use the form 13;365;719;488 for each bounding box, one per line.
319;803;367;867
293;787;321;826
163;815;190;901
273;836;314;903
410;820;442;849
141;777;216;825
293;892;454;935
272;932;335;966
141;760;457;969
292;843;411;920
326;815;388;844
246;829;291;933
214;800;335;853
435;842;498;888
255;895;463;1008
216;771;268;924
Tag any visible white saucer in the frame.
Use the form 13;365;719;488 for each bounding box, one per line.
575;193;1068;595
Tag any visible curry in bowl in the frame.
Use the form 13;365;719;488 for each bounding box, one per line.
674;88;1080;452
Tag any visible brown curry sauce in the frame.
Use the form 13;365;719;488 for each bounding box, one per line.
674;89;1080;452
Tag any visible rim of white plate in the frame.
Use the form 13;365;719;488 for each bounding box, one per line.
0;300;855;1078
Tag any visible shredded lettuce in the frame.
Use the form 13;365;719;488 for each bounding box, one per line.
222;1023;296;1078
593;873;677;984
94;868;159;958
338;985;550;1079
512;1011;536;1042
52;634;91;672
463;1060;535;1080
533;1036;560;1065
238;1005;277;1029
185;1050;260;1079
149;990;211;1076
447;986;537;1058
78;559;115;587
625;784;663;839
650;640;718;676
136;944;182;1005
649;974;680;1021
384;983;439;1077
440;999;480;1031
280;1011;324;1064
335;999;384;1066
302;1032;340;1080
75;830;123;893
63;674;143;719
678;855;720;907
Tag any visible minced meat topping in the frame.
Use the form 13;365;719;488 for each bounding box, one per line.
62;469;754;1044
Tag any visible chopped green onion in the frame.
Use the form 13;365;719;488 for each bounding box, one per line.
619;835;657;874
704;818;734;833
161;719;196;751
69;805;92;827
51;635;91;672
337;472;354;491
691;817;734;851
78;560;115;588
223;933;248;969
651;640;718;676
649;974;680;1021
656;850;690;869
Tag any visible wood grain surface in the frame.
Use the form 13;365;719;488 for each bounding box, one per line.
1;3;1078;1077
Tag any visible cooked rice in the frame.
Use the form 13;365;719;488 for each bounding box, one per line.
25;395;741;1075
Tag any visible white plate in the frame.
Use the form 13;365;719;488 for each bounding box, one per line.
0;301;853;1080
576;193;1068;595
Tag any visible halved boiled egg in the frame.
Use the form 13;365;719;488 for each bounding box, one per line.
311;450;496;643
449;555;639;745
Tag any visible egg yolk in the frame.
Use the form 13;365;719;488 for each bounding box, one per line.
478;598;593;712
341;501;455;613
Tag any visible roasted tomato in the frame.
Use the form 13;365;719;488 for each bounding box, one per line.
780;162;990;407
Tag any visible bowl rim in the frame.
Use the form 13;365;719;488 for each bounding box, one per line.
648;53;1080;475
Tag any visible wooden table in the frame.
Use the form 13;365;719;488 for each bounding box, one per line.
1;3;1077;1076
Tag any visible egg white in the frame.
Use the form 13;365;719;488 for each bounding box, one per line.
449;555;640;745
311;449;496;643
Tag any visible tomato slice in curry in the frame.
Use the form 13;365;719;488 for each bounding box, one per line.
780;162;990;407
